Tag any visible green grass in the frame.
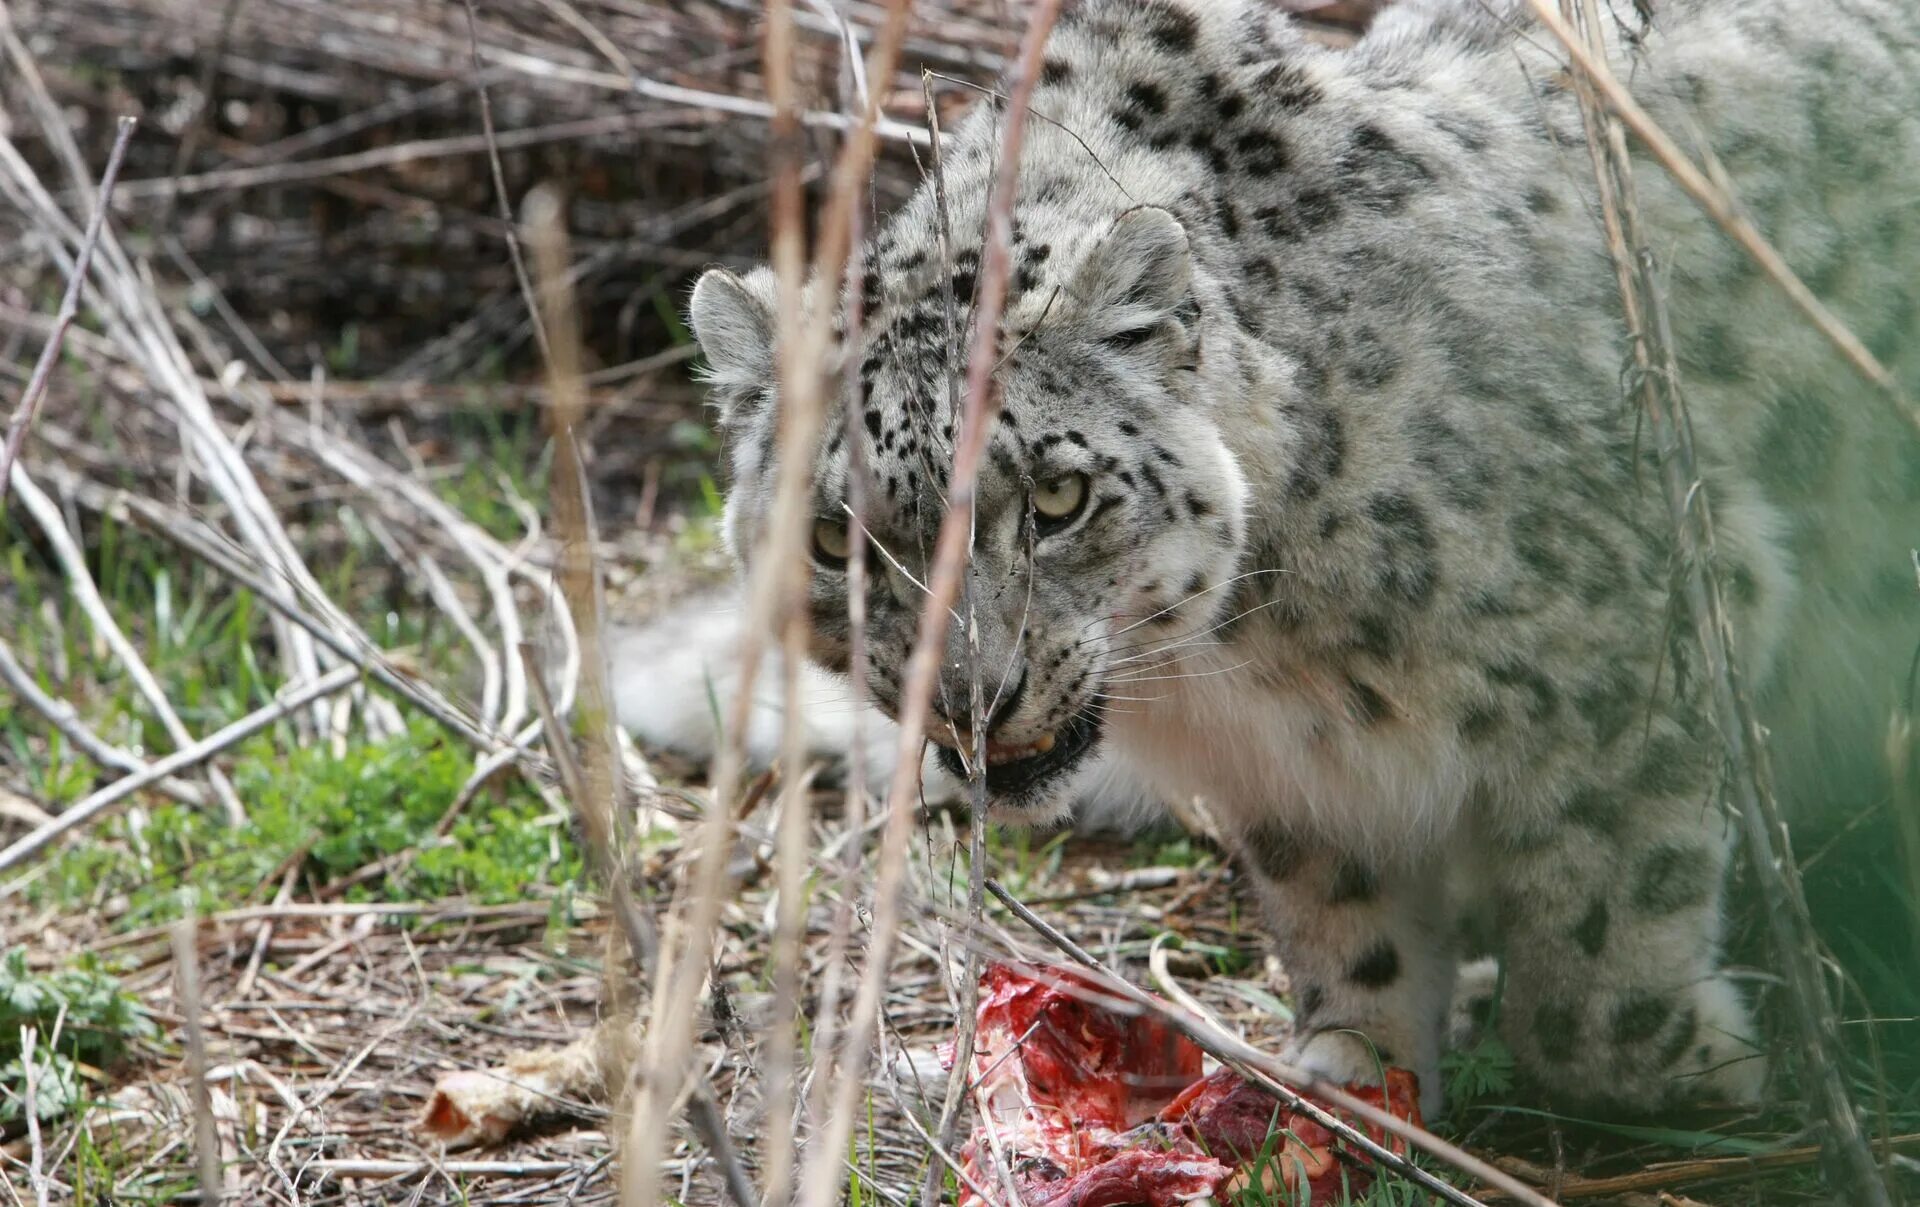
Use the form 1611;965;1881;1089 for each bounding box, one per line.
28;718;580;931
0;950;157;1125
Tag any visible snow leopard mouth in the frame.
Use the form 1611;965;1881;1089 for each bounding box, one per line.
933;709;1103;807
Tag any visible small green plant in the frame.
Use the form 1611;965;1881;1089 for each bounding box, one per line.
990;826;1072;895
0;951;157;1124
33;720;581;929
1441;1033;1516;1107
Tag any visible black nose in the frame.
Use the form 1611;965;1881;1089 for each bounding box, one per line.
933;668;1028;735
988;669;1028;734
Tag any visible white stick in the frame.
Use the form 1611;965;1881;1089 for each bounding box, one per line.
7;462;247;822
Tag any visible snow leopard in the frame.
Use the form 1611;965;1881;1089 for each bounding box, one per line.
668;0;1920;1114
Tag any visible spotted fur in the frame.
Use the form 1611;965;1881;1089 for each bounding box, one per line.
683;0;1920;1114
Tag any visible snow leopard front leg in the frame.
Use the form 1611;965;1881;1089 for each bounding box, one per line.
1489;727;1767;1109
1240;819;1455;1117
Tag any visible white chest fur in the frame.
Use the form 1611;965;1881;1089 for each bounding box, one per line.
1110;639;1474;863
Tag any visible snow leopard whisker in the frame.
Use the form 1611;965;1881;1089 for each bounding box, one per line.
1105;596;1292;665
1101;639;1230;665
1104;659;1255;685
1075;568;1282;648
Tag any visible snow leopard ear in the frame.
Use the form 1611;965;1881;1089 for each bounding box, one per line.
689;267;777;418
1070;206;1192;346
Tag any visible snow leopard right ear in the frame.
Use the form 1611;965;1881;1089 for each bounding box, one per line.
1070;206;1192;345
689;267;777;419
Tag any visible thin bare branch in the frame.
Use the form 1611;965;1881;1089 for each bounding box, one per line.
1548;2;1893;1200
0;115;135;494
7;462;246;822
0;636;209;809
795;10;1065;1207
172;917;227;1203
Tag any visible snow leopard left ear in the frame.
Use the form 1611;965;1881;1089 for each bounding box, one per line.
688;266;777;420
1070;206;1192;346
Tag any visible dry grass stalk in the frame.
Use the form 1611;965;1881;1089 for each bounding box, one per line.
620;3;916;1203
171;917;226;1203
0;114;133;492
520;639;759;1207
0;636;209;809
7;463;247;822
1545;2;1892;1201
0;31;336;717
920;70;991;1207
307;1159;585;1179
798;115;879;1168
521;181;757;1206
793;9;1066;1207
1889;704;1920;979
18;1024;54;1207
760;0;816;1197
462;0;552;368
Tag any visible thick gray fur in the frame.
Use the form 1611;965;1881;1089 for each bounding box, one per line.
671;0;1920;1113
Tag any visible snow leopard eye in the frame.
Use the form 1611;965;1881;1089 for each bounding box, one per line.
1031;472;1090;534
811;517;853;567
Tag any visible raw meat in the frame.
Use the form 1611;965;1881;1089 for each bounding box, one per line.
952;963;1421;1206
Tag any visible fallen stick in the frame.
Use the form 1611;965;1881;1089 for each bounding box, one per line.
307;1159;582;1179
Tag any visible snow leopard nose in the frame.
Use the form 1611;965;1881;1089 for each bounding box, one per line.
931;668;1028;737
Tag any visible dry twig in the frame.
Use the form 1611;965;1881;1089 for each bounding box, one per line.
7;463;247;822
623;2;917;1202
172;917;226;1203
796;10;1065;1207
0;637;209;809
1544;1;1892;1200
0;116;134;493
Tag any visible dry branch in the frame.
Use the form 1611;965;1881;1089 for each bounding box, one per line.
0;637;209;810
1542;1;1892;1201
622;0;917;1201
8;463;246;822
794;10;1064;1207
0;115;133;492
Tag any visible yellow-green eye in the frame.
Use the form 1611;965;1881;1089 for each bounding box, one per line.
811;518;853;566
1032;472;1089;529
